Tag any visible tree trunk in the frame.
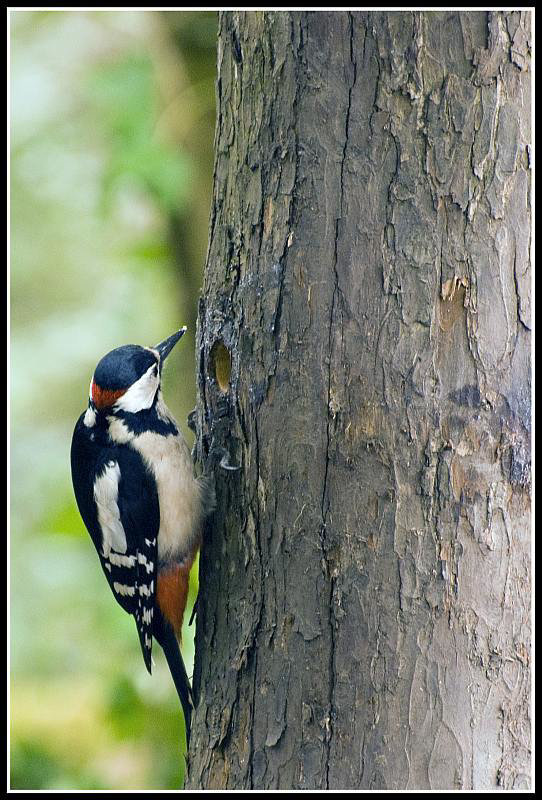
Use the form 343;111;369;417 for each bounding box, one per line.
187;10;531;790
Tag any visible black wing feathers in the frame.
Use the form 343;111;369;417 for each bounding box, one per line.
71;413;160;671
115;452;159;672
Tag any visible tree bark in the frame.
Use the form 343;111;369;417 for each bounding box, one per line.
186;10;531;790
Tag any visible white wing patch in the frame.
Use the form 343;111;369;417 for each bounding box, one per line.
93;461;127;556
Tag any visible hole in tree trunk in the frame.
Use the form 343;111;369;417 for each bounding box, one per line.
210;341;231;393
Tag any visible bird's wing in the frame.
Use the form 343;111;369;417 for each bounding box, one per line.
71;415;160;674
93;447;160;673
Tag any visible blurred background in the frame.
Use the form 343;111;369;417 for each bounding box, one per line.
10;10;217;789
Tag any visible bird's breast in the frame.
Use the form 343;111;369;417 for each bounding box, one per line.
131;429;204;564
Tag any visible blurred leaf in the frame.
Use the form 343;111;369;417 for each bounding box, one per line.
11;736;107;790
125;235;171;265
88;54;193;215
106;674;146;739
40;493;85;538
10;739;62;790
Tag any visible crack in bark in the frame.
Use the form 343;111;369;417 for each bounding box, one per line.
512;239;530;333
321;11;358;788
248;412;265;788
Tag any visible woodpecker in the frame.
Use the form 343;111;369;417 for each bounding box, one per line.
70;327;211;747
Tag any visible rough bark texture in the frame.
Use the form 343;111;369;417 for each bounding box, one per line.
186;10;531;790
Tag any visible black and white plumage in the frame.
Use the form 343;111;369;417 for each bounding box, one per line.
70;328;211;747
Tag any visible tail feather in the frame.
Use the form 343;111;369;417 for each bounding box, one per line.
135;615;153;674
156;621;193;747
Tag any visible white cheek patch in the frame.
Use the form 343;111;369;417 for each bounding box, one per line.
113;363;159;413
93;461;127;555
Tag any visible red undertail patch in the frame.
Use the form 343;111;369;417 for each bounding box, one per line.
156;564;191;640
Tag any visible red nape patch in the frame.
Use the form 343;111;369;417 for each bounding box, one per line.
92;381;126;409
157;565;191;640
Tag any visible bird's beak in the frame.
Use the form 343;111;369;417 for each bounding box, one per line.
155;327;187;361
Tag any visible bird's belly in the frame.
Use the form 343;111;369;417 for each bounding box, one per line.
130;430;203;564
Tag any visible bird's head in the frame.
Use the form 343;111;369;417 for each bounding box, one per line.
88;327;186;415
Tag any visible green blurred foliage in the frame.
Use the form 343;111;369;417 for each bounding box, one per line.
10;9;217;789
88;54;193;216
